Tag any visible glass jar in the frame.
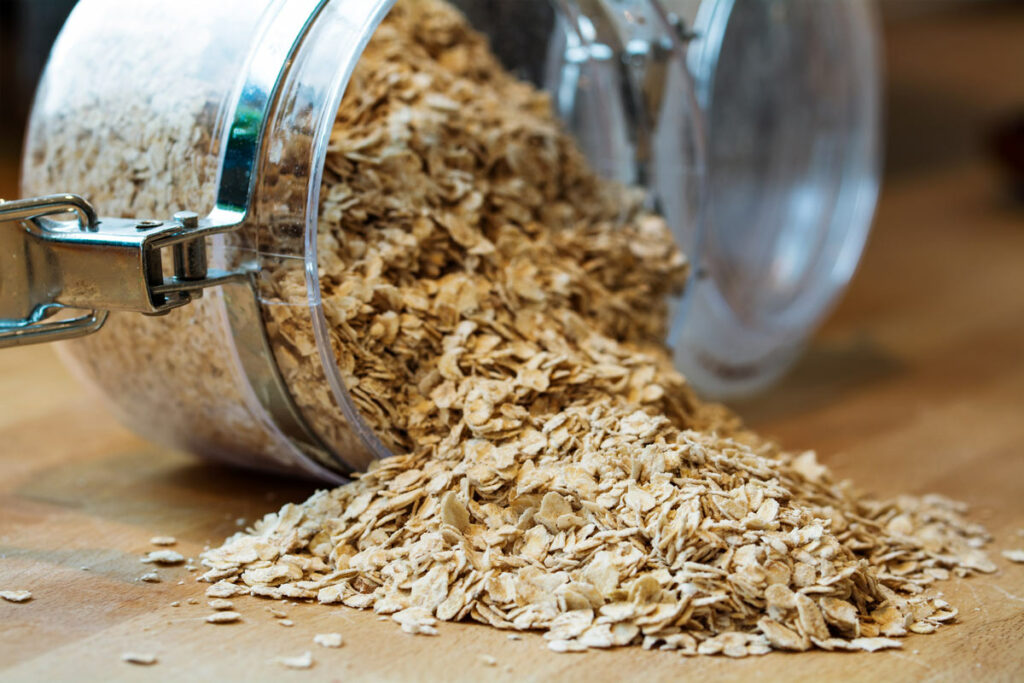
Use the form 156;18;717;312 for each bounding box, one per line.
4;0;879;479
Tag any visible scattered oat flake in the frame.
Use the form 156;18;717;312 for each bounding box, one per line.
150;536;177;546
275;652;313;670
849;638;904;652
479;654;497;667
205;611;241;624
141;550;185;565
121;652;157;666
1002;549;1024;563
139;572;160;583
279;619;295;627
208;599;234;610
170;601;180;607
0;590;31;603
314;633;343;648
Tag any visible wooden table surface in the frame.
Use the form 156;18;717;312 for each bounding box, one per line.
2;7;1023;682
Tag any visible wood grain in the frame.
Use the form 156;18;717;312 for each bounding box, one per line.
2;7;1023;682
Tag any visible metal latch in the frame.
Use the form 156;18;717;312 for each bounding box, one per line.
0;194;248;348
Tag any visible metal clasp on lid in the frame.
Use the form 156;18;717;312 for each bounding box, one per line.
0;194;248;348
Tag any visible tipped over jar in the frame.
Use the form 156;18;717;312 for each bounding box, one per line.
5;0;879;479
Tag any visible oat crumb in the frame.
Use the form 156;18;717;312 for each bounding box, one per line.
314;633;344;648
274;652;313;670
150;536;177;546
208;599;234;610
121;652;157;666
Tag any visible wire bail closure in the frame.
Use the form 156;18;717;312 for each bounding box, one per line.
0;194;248;348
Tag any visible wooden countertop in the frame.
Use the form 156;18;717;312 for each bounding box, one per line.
2;7;1023;682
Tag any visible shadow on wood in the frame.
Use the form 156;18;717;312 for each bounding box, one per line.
729;334;904;427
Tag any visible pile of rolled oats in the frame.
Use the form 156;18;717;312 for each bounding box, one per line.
202;0;995;656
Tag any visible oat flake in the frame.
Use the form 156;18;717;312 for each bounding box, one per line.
0;590;32;603
141;550;185;566
1002;549;1024;563
205;611;241;624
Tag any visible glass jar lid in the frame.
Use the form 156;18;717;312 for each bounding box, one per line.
668;0;881;397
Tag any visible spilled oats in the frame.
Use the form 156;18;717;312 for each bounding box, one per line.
195;0;995;657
